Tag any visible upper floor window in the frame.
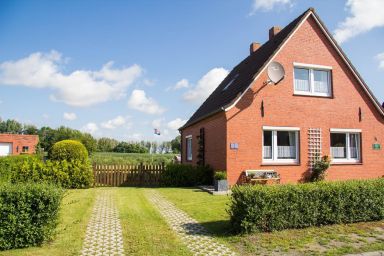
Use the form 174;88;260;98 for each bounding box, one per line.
294;63;332;97
186;136;192;161
263;126;299;164
22;146;29;153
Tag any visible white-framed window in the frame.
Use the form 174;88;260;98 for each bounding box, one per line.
186;135;192;161
330;129;361;163
293;63;332;97
262;126;300;164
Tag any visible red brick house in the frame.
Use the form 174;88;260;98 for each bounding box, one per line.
179;8;384;185
0;134;39;156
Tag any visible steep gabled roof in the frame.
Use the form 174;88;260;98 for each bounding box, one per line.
180;9;310;130
180;7;384;130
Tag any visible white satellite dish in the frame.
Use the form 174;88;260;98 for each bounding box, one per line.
267;61;285;84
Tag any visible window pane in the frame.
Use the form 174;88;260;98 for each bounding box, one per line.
349;133;360;159
314;70;329;94
263;131;272;159
331;133;346;158
294;68;310;92
187;138;192;160
277;131;296;159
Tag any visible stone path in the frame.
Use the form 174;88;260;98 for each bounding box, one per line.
146;190;236;256
81;190;124;256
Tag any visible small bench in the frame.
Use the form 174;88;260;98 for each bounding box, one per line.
244;170;280;185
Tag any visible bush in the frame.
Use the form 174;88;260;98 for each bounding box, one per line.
2;155;93;189
214;171;227;180
310;155;331;182
50;140;88;163
229;178;384;233
0;182;63;250
161;164;213;187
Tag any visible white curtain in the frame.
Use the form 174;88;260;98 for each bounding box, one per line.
314;70;329;93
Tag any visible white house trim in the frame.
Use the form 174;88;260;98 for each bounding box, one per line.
185;135;192;138
330;128;362;133
223;10;384;118
263;126;300;131
293;62;332;70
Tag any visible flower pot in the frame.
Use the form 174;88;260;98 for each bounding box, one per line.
214;179;228;191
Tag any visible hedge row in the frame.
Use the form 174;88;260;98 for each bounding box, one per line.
161;164;213;187
229;179;384;233
0;155;93;189
0;183;63;250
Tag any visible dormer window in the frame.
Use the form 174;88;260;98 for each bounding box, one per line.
222;74;239;91
293;63;332;97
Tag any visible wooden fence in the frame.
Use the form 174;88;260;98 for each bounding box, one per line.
93;163;165;187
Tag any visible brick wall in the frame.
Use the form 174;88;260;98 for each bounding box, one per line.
225;16;384;185
181;113;227;171
0;134;39;155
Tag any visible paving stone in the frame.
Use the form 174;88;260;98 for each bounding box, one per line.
146;190;237;256
81;191;125;256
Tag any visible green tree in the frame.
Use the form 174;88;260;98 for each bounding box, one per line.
97;137;119;152
0;119;23;134
170;135;181;153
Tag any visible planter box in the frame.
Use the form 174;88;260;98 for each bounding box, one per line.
214;179;228;191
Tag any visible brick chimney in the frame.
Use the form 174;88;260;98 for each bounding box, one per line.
269;26;281;40
250;42;261;54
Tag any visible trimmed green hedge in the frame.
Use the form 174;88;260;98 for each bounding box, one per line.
162;164;213;187
0;183;63;250
229;179;384;233
0;155;93;189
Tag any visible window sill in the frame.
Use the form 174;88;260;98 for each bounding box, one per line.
293;93;333;99
331;162;362;165
261;162;300;166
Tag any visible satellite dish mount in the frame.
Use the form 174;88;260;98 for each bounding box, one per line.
266;61;285;85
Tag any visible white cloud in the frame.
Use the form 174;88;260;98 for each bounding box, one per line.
0;51;142;106
63;112;77;121
127;89;166;114
101;115;126;129
376;52;384;70
151;118;164;128
167;79;190;91
167;118;186;130
250;0;293;13
82;122;99;134
334;0;384;44
183;67;229;104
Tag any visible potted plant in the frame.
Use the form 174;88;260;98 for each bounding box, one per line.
214;171;228;192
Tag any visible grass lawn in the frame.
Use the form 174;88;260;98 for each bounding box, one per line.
114;188;191;256
158;187;384;256
1;189;96;256
0;187;190;256
91;152;176;165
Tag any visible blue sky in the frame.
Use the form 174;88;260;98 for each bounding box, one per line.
0;0;383;141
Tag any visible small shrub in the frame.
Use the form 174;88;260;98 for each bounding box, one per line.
229;178;384;233
0;182;63;250
310;155;331;182
162;164;213;187
214;171;227;180
50;140;88;163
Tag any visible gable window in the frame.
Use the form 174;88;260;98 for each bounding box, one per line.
330;129;361;163
263;126;299;164
294;63;332;97
186;135;192;161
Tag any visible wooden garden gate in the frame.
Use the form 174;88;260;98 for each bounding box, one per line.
93;163;165;187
